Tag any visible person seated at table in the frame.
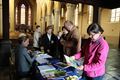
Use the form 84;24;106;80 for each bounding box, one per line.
15;35;34;78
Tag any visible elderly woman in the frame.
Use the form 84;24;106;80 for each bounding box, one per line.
64;20;81;56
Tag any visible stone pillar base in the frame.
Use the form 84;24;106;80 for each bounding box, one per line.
0;40;11;67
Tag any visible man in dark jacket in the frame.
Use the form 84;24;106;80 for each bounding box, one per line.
40;25;58;57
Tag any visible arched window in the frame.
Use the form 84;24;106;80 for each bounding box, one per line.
20;4;25;24
28;6;31;26
16;4;32;25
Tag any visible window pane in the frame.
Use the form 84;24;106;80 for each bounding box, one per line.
111;17;115;22
21;4;25;24
115;17;119;22
116;12;120;17
116;8;120;12
111;8;120;22
112;9;115;14
28;7;31;26
16;7;18;24
111;9;115;17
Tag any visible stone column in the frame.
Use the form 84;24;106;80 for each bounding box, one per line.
25;6;28;25
2;0;9;40
0;0;11;68
78;4;82;34
41;5;45;33
32;4;37;30
54;9;60;34
0;2;2;38
18;5;21;24
47;15;52;26
36;0;41;27
41;17;45;33
93;5;99;23
66;3;75;23
54;1;60;34
78;4;82;48
47;1;52;26
9;0;14;32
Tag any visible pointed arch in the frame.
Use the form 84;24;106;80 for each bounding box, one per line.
15;0;37;31
20;4;25;24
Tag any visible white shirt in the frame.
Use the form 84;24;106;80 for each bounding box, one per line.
47;34;51;41
57;36;60;40
33;31;41;48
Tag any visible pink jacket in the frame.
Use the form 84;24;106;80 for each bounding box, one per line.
74;36;109;77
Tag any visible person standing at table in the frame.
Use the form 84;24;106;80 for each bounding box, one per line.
33;25;41;50
15;35;34;77
40;25;58;57
56;31;64;60
57;26;69;61
72;23;109;80
61;26;69;42
64;20;81;56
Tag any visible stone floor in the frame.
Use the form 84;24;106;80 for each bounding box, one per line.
103;49;120;80
0;49;120;80
0;68;10;80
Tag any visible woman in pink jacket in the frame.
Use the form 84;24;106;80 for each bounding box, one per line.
72;23;109;80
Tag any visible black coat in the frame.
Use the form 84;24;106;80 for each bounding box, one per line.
41;33;58;57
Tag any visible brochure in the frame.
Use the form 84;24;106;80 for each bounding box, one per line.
64;55;78;68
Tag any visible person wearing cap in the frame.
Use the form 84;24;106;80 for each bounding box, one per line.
64;20;81;56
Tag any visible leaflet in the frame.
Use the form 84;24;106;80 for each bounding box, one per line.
64;55;78;68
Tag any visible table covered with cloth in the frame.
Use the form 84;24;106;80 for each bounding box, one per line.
31;53;83;80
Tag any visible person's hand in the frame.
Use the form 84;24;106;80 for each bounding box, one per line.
71;56;75;60
47;49;50;53
40;46;44;50
60;38;64;45
28;50;32;54
67;62;71;66
77;65;84;70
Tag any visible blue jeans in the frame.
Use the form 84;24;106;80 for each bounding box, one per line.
81;73;104;80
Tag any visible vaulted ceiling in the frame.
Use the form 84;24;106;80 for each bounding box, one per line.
52;0;120;9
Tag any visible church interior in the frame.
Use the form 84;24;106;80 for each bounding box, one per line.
0;0;120;80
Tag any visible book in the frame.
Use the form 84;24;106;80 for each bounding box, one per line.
38;65;56;76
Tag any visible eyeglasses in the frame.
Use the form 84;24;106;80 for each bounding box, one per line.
89;33;96;38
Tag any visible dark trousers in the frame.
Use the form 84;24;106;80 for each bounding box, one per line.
82;73;104;80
